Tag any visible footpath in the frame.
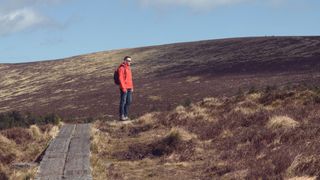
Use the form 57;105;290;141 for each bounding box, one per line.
36;124;92;180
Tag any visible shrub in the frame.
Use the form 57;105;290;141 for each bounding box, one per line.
183;98;192;107
0;111;63;130
44;113;61;125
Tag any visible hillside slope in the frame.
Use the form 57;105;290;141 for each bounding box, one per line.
91;89;320;179
0;36;320;118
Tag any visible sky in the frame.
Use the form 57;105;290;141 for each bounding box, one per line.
0;0;319;63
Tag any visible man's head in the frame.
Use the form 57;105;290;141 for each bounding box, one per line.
124;56;132;65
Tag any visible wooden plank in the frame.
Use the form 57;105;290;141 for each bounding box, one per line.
68;138;90;154
36;124;92;180
37;158;65;177
56;125;76;138
63;124;92;180
45;137;71;153
63;154;91;179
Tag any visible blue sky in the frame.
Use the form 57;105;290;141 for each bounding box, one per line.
0;0;319;63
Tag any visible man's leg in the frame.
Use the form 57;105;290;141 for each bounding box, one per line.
124;89;132;118
119;90;127;120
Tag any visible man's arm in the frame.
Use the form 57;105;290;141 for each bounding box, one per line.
118;66;127;92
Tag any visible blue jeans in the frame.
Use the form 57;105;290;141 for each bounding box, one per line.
119;89;132;117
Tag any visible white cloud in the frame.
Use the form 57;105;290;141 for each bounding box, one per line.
0;0;69;36
0;8;48;36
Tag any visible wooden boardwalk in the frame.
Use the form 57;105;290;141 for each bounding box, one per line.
36;124;92;180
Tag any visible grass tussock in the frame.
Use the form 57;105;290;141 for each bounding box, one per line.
288;176;317;180
267;115;300;130
30;125;42;140
113;128;194;161
0;134;18;165
90;126;109;180
287;154;320;177
0;124;58;179
91;88;320;179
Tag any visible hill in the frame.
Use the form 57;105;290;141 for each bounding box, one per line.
0;36;320;119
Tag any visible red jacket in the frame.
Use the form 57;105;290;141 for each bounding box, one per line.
118;62;133;92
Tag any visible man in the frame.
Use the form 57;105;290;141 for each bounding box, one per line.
118;56;133;121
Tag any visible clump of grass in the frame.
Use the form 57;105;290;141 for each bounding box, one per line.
0;134;18;164
201;97;223;107
135;113;158;125
90;126;109;180
151;130;182;157
0;124;57;179
221;169;249;179
90;153;108;180
113;129;194;160
202;161;233;178
259;91;295;106
128;123;153;137
90;125;110;155
1;127;33;145
10;167;38;180
286;154;320;177
29;125;42;140
234;106;257;115
287;176;317;180
48;125;60;138
126;113;159;136
170;104;216;124
312;94;320;104
247;92;262;101
183;98;192;107
248;86;258;94
169;127;197;141
267;115;300;130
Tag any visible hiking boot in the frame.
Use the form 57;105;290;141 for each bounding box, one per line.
119;115;126;121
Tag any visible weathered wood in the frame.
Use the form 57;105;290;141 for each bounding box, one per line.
63;154;91;179
63;124;92;180
36;124;92;180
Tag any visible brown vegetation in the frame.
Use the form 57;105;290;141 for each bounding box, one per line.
1;36;320;179
91;88;320;179
0;37;320;119
0;124;58;179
